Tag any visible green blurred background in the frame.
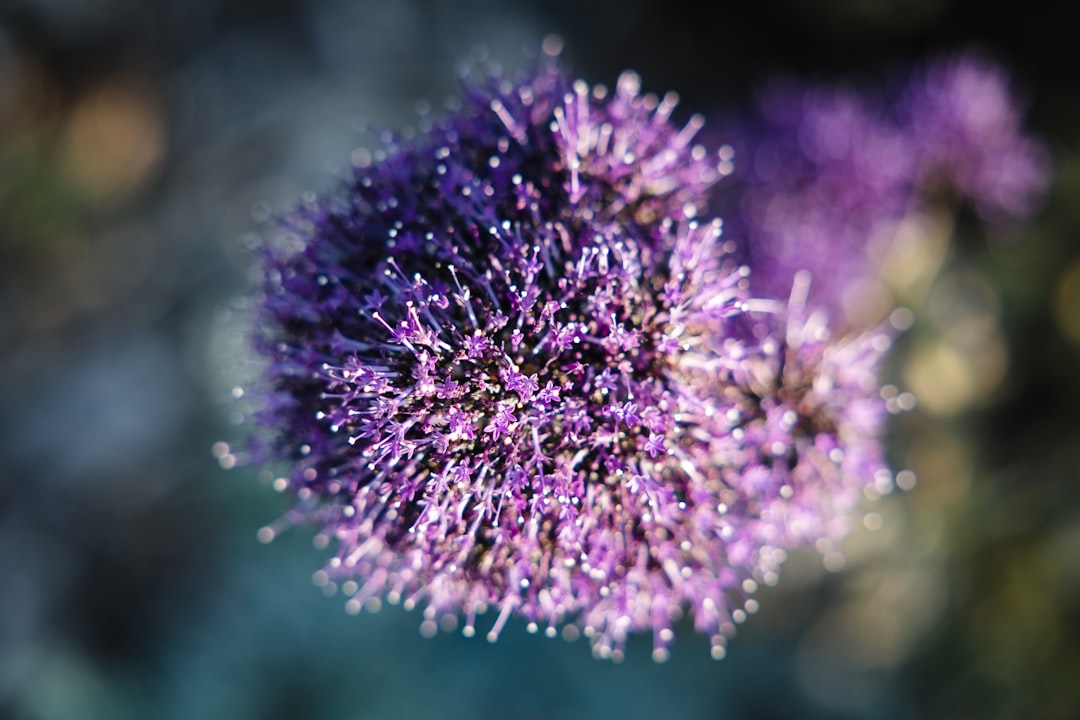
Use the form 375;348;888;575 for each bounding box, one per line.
1;1;1078;718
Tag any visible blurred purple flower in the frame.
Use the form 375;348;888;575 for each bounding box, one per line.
901;53;1049;219
247;55;899;661
722;52;1048;323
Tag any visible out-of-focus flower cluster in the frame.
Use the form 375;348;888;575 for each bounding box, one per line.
241;49;1046;660
723;53;1049;327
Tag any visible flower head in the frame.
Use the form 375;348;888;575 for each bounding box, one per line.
900;52;1049;220
720;52;1048;325
250;55;897;660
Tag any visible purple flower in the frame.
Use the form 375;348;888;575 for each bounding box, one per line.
249;54;899;661
900;53;1049;220
720;52;1048;325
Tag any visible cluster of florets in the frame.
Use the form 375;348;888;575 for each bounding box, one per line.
252;58;902;661
722;53;1048;318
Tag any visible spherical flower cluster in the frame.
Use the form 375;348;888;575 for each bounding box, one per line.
721;52;1048;320
251;56;897;660
900;53;1049;220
